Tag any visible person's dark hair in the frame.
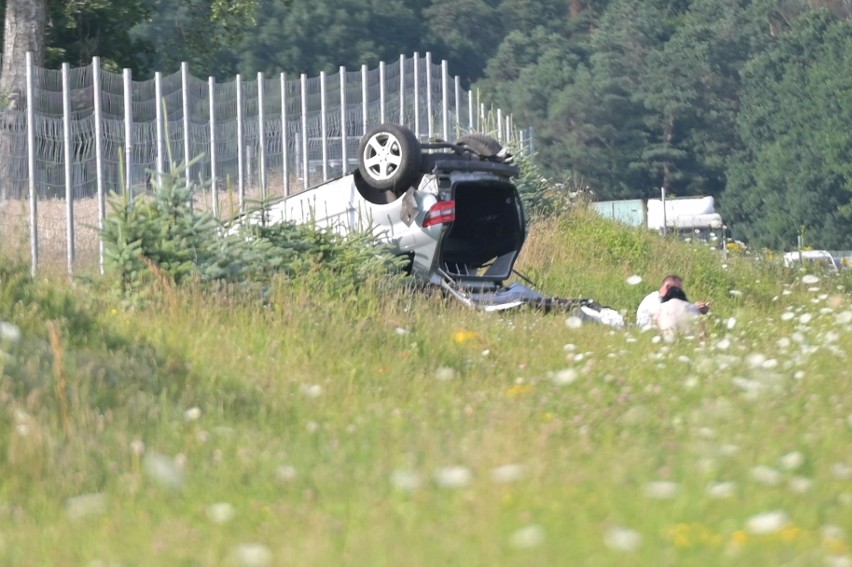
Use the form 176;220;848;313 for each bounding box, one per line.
662;274;683;285
661;285;688;303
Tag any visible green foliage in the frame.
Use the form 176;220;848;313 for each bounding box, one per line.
514;149;591;220
422;0;504;83
231;0;426;77
11;0;852;252
725;9;852;249
100;164;406;304
43;0;155;72
4;205;852;564
0;258;97;347
101;165;220;300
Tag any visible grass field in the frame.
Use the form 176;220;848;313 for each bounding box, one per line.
1;209;850;566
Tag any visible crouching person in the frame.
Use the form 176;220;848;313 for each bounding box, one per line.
636;274;709;332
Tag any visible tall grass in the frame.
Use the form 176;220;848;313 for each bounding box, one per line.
0;209;850;566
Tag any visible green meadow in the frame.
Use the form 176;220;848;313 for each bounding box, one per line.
1;209;850;566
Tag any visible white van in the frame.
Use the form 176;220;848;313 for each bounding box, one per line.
782;250;839;272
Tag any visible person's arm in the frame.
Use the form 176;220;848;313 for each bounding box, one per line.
636;293;658;327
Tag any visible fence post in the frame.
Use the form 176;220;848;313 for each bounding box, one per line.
454;75;460;138
63;63;75;275
379;61;385;124
208;76;218;217
361;64;368;135
257;72;267;199
94;57;105;274
339;66;347;178
468;87;474;134
300;73;308;187
441;60;449;142
281;72;289;197
181;63;191;203
425;52;433;139
236;74;244;212
497;108;503;142
399;54;405;127
123;68;133;199
320;70;328;182
154;71;164;187
26;52;38;276
413;52;419;139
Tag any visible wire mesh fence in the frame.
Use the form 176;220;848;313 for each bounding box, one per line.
0;52;523;276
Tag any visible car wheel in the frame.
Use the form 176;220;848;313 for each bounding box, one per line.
455;134;510;161
358;123;421;192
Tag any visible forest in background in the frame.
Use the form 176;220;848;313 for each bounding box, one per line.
2;0;852;250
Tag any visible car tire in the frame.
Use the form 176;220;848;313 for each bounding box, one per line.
358;123;421;193
455;134;507;160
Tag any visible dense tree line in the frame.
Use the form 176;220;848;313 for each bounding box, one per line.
2;0;852;249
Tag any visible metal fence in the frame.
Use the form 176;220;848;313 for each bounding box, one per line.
0;51;524;276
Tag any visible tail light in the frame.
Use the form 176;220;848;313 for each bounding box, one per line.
422;200;456;227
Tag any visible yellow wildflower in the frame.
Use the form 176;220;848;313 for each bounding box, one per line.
779;524;802;542
452;329;480;344
507;384;533;397
730;530;749;547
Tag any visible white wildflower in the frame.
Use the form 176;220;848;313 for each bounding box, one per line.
230;543;272;567
781;311;796;321
604;526;642;552
825;556;852;567
799;313;814;325
821;525;846;543
719;444;740;457
831;463;852;481
390;469;422;491
779;451;805;471
184;407;202;421
275;465;297;482
706;481;737;499
491;464;526;484
552;368;579;386
729;290;743;297
129;439;145;456
643;481;679;500
750;465;782;486
509;525;546;549
788;477;813;494
746;510;789;535
626;275;643;286
801;274;820;285
206;502;235;524
142;452;185;489
726;317;737;330
300;384;323;398
565;316;583;329
0;321;21;343
433;466;472;488
435;367;456;381
65;493;107;520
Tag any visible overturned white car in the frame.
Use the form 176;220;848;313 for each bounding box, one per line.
234;123;623;325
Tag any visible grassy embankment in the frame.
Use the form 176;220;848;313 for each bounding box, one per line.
1;207;850;566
